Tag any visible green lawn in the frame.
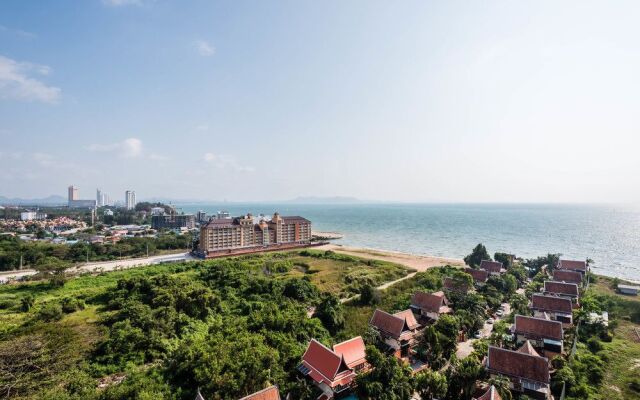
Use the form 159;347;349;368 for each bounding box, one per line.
597;320;640;399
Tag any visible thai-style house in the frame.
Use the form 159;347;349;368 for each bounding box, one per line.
486;345;551;400
513;315;564;355
369;309;421;359
298;339;356;399
556;259;588;276
552;269;583;286
531;294;573;326
410;291;451;321
332;336;368;373
480;260;504;275
238;385;281;400
543;281;579;305
473;385;502;400
465;267;489;285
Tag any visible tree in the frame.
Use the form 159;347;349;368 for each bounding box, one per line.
415;368;448;400
416;326;444;368
356;346;415;400
509;294;529;317
446;356;482;400
360;284;381;305
433;315;461;359
494;252;513;268
464;244;491;268
20;295;35;312
314;293;345;335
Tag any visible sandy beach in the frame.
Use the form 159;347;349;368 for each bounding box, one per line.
315;243;464;272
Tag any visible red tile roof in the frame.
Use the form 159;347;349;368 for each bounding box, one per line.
544;281;579;297
301;339;354;387
238;385;281;400
557;259;587;272
369;309;407;338
487;346;550;384
465;267;489;283
333;337;366;369
393;309;420;330
474;385;502;400
411;291;449;314
513;315;563;341
552;270;583;285
531;294;573;314
516;340;541;357
480;260;503;273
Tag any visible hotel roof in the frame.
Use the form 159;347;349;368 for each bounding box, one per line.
411;291;449;314
465;267;489;283
513;315;563;341
487;346;550;384
544;281;579;297
552;269;583;284
531;294;573;314
480;260;503;273
557;259;587;272
238;385;281;400
333;336;366;369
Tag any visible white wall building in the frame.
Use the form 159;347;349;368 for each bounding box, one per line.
125;190;136;210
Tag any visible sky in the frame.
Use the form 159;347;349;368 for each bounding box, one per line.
1;0;640;203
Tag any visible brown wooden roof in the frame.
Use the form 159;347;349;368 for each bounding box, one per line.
480;260;503;273
514;315;563;341
557;259;587;272
411;291;448;313
487;346;550;384
544;281;579;297
465;267;489;283
238;385;281;400
531;294;573;314
369;309;407;338
552;269;583;284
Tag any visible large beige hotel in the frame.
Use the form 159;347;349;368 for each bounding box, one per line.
198;212;312;256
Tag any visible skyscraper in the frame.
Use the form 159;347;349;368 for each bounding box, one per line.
96;189;103;207
125;190;136;210
68;185;79;202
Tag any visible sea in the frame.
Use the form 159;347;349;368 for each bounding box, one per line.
177;203;640;282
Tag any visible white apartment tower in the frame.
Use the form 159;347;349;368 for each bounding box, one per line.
125;190;136;210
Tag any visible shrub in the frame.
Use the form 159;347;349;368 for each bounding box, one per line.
61;297;86;313
36;303;63;322
359;284;381;305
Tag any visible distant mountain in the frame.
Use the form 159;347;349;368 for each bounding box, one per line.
288;196;362;204
0;195;67;206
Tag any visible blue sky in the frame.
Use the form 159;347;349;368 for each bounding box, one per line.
1;0;640;203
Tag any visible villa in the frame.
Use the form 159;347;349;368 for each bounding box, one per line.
486;344;551;400
332;336;368;373
531;294;573;326
513;315;564;355
556;259;588;275
410;291;451;321
298;339;357;399
369;309;421;359
480;260;504;275
466;267;489;285
552;269;583;286
543;281;579;303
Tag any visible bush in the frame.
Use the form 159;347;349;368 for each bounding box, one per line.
36;303;64;322
359;284;381;305
61;297;86;313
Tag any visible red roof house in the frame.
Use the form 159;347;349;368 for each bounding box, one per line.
410;291;451;320
473;385;502;400
465;267;489;284
552;269;583;285
486;346;550;399
298;339;356;396
238;385;281;400
369;309;420;358
480;260;504;275
333;336;368;372
543;281;579;299
531;294;573;325
556;259;588;274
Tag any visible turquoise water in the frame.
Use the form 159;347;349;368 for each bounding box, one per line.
178;203;640;281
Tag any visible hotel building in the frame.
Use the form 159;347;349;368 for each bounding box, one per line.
198;212;311;256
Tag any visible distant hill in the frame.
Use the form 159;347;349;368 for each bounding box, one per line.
288;196;362;204
0;195;67;206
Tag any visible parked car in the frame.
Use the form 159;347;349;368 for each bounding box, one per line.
487;318;495;324
496;310;504;317
473;331;482;339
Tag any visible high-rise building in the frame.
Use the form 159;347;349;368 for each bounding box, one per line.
96;189;103;207
68;185;79;202
125;190;136;210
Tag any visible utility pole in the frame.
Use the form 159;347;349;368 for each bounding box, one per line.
146;242;149;258
19;254;23;270
86;247;89;264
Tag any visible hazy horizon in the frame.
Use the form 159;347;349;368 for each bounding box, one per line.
2;1;640;203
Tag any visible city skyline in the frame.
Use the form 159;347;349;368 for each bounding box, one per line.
2;1;640;203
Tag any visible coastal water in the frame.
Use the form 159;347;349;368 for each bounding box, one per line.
178;203;640;282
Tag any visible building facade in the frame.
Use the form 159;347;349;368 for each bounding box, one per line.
151;214;196;230
68;185;79;202
125;190;136;210
198;212;311;255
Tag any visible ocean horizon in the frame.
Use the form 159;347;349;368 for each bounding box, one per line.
178;202;640;282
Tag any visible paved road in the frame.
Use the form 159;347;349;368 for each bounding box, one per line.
0;252;194;283
456;301;512;359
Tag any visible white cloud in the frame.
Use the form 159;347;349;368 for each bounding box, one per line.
88;137;143;158
203;152;254;172
0;55;61;103
193;40;215;56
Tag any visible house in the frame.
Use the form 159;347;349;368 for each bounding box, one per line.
369;309;421;358
617;284;639;296
556;259;588;275
333;336;368;373
465;267;489;285
410;291;451;321
486;345;551;400
552;269;583;286
473;385;502;400
513;315;564;355
443;277;470;294
543;281;579;303
298;339;356;398
531;294;573;325
238;385;281;400
480;260;504;275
